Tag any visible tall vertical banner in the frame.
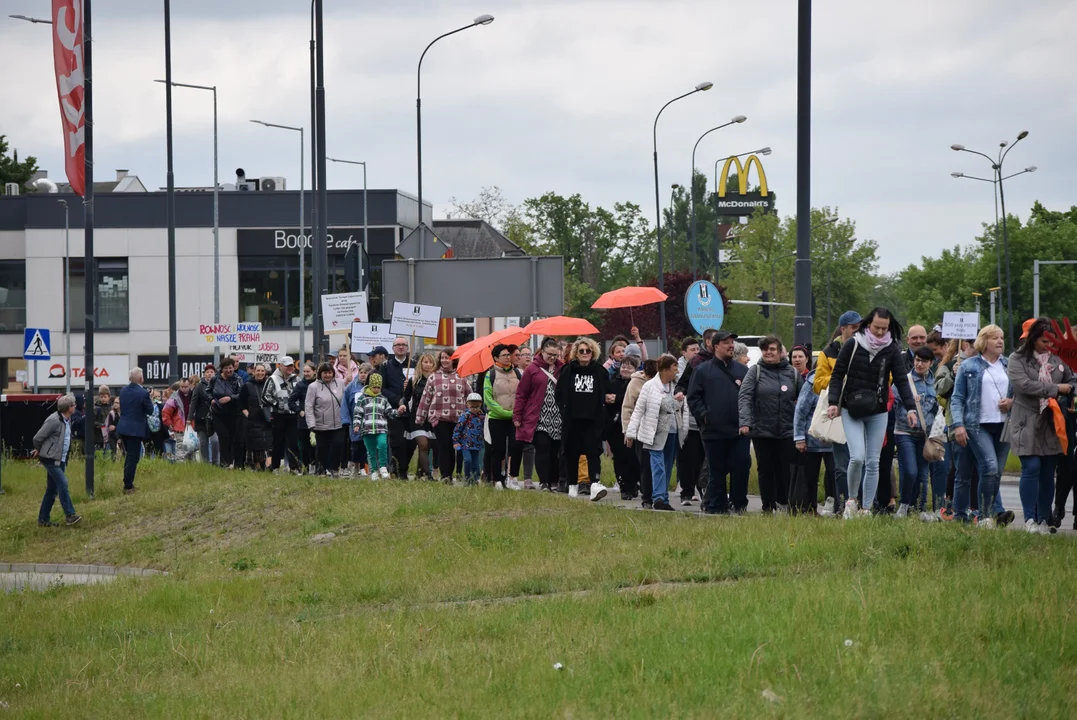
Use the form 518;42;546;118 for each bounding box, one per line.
52;0;86;197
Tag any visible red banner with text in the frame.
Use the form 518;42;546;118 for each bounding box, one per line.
51;0;85;196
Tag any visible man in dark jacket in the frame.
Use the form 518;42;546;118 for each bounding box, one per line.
688;330;750;514
211;358;245;468
189;364;217;463
289;362;316;474
117;367;154;494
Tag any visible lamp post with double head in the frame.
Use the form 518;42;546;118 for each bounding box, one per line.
416;14;494;257
689;116;746;280
951;131;1034;347
251;120;306;366
653;81;713;350
327;157;368;293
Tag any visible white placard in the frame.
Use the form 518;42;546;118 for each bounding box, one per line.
199;322;261;345
942;312;980;340
33;354;131;389
350;321;396;355
322;291;369;335
229;339;282;365
390;302;442;338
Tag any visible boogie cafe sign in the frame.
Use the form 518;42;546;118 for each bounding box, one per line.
236;227;396;256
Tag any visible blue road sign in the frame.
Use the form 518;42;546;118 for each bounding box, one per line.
23;328;52;361
684;281;724;335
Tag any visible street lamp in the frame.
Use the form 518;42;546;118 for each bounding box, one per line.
8;14;52;24
58;199;71;395
251;119;307;366
156;80;220;368
668;184;680;275
951;131;1033;346
689;116;746;280
326;157;368;294
653;81;713;350
711;147;771;284
416;13;494;258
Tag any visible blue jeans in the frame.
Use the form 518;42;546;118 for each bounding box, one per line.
841;410;888;506
954;423;1008;522
896;435;930;507
1018;455;1057;524
648;432;678;504
461;448;482;483
39;461;76;523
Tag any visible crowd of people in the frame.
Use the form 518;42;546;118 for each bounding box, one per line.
30;312;1077;535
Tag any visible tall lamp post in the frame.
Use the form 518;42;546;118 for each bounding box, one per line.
951;131;1033;348
689;116;746;280
326;157;368;293
653;81;713;350
156;80;219;367
58;199;71;395
416;13;494;257
251;120;307;365
711;147;771;284
668;183;680;275
950;165;1036;301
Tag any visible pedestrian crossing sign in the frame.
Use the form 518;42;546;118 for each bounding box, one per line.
23;328;51;361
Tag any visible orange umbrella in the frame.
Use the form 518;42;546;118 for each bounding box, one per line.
523;316;599;337
592;286;667;309
452;327;531;378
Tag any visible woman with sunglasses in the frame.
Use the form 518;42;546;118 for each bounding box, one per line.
555;337;611;501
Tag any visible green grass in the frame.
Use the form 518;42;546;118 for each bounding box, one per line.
1;458;1075;718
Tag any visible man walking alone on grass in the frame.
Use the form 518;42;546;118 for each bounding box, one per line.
32;394;81;527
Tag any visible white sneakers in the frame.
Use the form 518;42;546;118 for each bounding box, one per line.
590;483;607;502
979;517;996;530
895;503;910;519
611;482;621;494
504;478;523;491
1024;519;1041;534
568;485;579;498
819;497;835;516
359;467;369;478
494;481;505;490
379;467;390;480
843;499;858;520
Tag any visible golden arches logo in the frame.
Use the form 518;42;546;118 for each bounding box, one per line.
717;155;769;197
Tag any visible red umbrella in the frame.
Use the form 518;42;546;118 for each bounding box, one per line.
592;286;667;309
452;327;531;377
523;316;599;337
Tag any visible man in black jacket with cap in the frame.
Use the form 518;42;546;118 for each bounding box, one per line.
687;330;750;514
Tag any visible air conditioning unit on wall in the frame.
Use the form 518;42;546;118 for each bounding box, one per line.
4;183;18;196
260;176;286;191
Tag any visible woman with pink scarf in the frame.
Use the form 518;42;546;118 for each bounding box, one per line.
1006;317;1074;533
826;307;917;519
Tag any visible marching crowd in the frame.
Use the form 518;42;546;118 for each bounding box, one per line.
31;309;1077;536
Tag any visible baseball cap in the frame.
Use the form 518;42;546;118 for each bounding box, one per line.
280;356;295;366
1020;318;1036;339
370;346;389;357
838;310;862;327
466;392;483;403
713;330;738;342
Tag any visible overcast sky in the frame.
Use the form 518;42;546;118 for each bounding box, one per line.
4;0;1075;271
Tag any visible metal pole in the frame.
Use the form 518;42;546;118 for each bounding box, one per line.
299;128;305;367
990;288;997;326
714;164;721;284
309;4;318;363
164;0;179;384
997;166;1015;347
61;200;71;394
992;178;1002;291
84;0;96;497
314;0;328;361
416;83;424;259
362;162;368;289
771;258;778;335
653;148;666;351
1033;260;1040;318
792;0;814;350
212;86;220;368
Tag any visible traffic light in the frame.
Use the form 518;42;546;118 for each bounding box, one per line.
757;290;770;319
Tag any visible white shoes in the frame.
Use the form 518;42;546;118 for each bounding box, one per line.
843;499;858;520
920;511;938;523
590;483;607;502
379;467;390;479
494;481;505;490
895;503;909;519
979;517;996;530
505;478;523;491
359;467;369;478
1023;519;1041;534
568;485;579;498
611;482;621;494
819;497;835;516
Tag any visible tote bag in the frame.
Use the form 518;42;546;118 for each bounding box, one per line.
808;344;856;444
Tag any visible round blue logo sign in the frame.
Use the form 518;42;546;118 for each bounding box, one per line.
684;280;724;335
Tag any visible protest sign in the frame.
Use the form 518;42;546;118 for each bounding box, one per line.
942;312;979;340
322;292;369;334
389;302;442;339
200;322;261;345
350;322;396;354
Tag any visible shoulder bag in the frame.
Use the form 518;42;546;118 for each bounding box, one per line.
808;344;855;444
908;374;945;462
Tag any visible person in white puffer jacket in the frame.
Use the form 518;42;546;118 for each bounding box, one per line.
625;354;685;511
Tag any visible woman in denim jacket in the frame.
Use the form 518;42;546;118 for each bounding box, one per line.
793;369;837;515
892;346;939;517
950;325;1014;526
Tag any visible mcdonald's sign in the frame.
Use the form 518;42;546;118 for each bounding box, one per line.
715;154;775;216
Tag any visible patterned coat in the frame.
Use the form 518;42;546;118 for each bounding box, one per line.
415;368;471;426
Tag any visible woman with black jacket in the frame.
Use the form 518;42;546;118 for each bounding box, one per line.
288;362;316;475
606;355;640;499
826;307;917;519
240;363;273;471
555;336;611;501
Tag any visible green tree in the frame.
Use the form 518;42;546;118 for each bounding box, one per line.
0;135;38;190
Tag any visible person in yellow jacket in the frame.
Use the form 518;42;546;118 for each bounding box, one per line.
812;310;862;514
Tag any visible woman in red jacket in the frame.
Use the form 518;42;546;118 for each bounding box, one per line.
513;337;564;492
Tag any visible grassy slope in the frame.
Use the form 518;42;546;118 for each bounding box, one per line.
1;459;1075;718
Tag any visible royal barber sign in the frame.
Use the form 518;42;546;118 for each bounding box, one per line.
52;1;86;197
